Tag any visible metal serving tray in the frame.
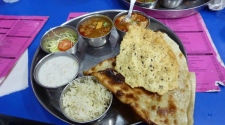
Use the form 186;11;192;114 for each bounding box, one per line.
121;0;211;18
30;10;186;125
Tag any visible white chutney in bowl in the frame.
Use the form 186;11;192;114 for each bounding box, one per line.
34;52;79;88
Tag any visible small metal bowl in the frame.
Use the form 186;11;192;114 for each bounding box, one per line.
76;14;113;47
159;0;184;8
113;10;150;38
40;25;79;55
135;0;158;9
59;76;113;124
33;52;80;89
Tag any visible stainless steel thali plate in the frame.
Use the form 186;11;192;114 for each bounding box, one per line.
30;10;186;125
121;0;211;18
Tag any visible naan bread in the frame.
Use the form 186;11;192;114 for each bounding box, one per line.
83;57;195;125
115;25;180;95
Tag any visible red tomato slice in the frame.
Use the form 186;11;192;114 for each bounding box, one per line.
58;39;73;51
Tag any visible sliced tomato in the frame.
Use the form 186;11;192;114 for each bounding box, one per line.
58;39;73;51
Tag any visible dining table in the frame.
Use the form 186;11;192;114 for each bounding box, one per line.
0;0;225;125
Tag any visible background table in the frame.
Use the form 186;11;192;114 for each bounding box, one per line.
0;0;225;125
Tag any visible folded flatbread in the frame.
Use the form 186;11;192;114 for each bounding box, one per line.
84;57;195;125
83;25;196;125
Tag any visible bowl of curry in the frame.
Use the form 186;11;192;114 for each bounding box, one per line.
113;10;150;38
76;14;113;47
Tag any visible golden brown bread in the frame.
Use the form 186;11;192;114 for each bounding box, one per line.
84;57;195;125
83;57;116;75
83;25;195;125
115;25;180;95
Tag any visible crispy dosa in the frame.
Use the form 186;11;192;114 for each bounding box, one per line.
115;26;180;95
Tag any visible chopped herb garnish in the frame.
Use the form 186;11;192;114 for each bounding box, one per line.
103;22;108;27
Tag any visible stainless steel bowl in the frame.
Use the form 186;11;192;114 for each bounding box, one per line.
40;25;79;55
33;52;79;89
113;10;150;38
121;0;210;18
59;76;113;124
159;0;184;8
135;0;158;9
76;14;113;47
